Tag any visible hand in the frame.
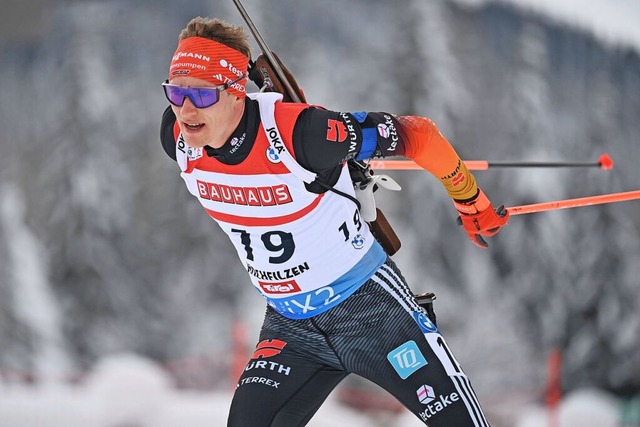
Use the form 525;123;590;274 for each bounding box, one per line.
454;189;509;248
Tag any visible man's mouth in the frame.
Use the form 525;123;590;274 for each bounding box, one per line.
184;122;205;131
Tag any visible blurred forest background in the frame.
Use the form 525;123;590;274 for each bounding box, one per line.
1;0;639;413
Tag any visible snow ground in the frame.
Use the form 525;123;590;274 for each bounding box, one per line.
0;354;623;427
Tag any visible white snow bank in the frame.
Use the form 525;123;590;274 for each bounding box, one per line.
0;354;411;427
0;354;624;427
516;388;621;427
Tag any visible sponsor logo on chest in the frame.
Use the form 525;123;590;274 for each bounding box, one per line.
196;180;293;206
258;280;301;294
265;126;285;155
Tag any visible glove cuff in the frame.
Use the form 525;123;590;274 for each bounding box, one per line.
453;188;491;215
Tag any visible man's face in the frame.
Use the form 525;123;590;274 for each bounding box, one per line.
169;76;242;149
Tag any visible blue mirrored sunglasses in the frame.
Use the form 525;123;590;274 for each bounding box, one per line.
162;74;246;108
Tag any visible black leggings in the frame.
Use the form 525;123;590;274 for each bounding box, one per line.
228;259;490;426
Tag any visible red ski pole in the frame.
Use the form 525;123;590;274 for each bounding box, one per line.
507;190;640;216
369;153;614;171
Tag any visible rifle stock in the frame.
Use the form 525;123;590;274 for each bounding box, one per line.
250;53;307;103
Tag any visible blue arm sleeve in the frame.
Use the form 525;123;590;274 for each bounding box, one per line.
351;111;377;160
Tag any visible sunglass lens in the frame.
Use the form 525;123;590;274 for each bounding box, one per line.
163;85;221;108
164;85;186;107
193;88;219;108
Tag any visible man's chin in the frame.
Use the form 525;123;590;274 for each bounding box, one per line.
181;137;208;149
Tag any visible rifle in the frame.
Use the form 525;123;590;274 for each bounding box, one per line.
232;0;402;256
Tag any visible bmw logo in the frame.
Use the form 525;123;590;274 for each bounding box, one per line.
412;311;438;334
351;234;365;249
266;147;281;163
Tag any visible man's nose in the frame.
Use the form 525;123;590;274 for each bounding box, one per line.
180;96;198;115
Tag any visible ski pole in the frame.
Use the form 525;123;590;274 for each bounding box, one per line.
506;190;640;216
368;153;614;171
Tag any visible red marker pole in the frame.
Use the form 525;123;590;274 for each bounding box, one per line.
231;320;248;388
546;348;562;427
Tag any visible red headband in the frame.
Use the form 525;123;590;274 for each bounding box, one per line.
169;36;249;98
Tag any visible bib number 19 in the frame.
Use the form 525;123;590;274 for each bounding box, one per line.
231;229;295;264
338;209;363;241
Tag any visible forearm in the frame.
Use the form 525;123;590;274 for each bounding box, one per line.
397;115;479;201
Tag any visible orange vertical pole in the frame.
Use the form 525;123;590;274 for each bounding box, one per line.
231;320;248;388
546;348;562;427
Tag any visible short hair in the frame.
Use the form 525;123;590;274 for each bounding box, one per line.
178;17;251;59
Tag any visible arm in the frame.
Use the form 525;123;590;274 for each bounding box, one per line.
397;116;478;201
291;108;363;192
392;115;509;248
292;109;508;247
292;107;363;172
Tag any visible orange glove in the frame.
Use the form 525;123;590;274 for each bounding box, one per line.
454;189;509;248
